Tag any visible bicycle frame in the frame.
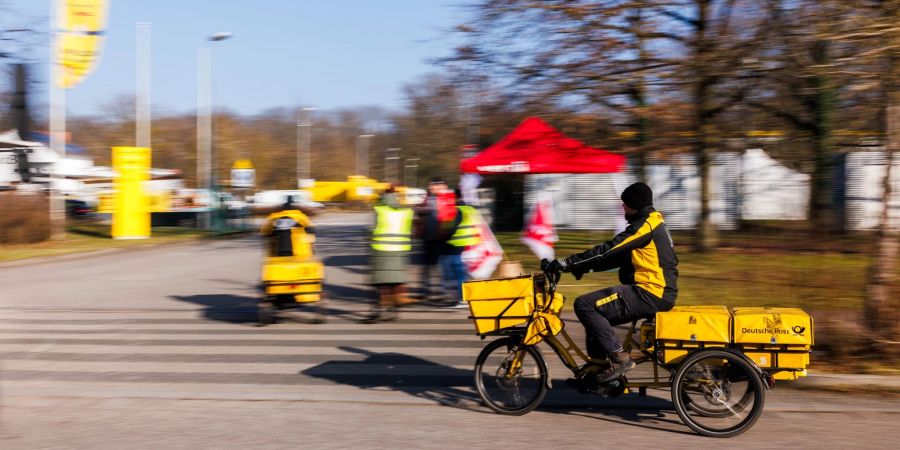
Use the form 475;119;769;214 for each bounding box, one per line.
528;271;672;392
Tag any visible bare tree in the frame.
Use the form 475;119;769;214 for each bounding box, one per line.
456;0;767;251
859;0;900;350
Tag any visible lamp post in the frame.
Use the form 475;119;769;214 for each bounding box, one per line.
404;158;420;188
356;134;374;177
197;31;232;229
297;107;316;187
385;148;401;184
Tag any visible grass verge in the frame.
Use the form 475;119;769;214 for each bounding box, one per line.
495;229;875;311
0;223;211;263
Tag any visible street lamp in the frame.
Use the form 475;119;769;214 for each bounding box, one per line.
385;148;401;184
297;107;316;187
404;158;420;188
197;31;232;229
356;134;374;177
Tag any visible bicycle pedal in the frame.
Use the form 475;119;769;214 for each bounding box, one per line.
566;377;599;395
595;376;627;398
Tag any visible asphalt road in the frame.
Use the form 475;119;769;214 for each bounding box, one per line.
0;212;897;449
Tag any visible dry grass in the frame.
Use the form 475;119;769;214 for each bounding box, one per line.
0;225;210;262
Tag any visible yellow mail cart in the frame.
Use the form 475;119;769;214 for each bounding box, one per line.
259;209;326;325
464;272;814;438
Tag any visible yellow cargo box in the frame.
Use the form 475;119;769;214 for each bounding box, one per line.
732;307;813;346
463;275;535;334
262;257;323;303
656;305;732;344
261;257;324;282
742;351;810;369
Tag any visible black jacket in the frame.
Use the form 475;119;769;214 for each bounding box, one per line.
565;207;678;303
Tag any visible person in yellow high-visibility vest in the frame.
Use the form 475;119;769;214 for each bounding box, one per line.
362;188;414;323
441;194;482;308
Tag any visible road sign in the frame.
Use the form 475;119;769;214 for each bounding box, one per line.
231;159;254;188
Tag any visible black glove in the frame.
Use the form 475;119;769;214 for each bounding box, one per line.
541;258;568;273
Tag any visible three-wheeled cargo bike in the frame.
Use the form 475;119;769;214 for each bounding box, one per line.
463;271;813;438
258;209;326;325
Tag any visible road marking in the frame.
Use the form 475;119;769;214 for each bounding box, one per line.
2;359;475;375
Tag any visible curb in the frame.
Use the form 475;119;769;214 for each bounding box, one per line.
0;229;254;269
786;373;900;394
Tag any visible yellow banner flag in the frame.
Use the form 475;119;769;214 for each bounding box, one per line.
55;0;109;89
62;0;108;31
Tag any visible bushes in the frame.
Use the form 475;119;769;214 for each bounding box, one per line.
0;192;51;244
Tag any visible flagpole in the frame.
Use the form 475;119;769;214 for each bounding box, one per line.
49;0;66;239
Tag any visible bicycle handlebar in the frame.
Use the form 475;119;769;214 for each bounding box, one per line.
541;268;562;312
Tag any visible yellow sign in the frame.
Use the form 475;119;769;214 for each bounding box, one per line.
56;0;108;89
112;147;151;239
233;159;254;169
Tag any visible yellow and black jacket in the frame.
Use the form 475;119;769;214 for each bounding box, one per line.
564;207;678;303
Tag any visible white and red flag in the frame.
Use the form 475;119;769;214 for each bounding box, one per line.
521;193;558;260
461;210;504;280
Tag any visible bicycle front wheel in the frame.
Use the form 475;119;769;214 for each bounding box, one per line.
474;336;549;415
672;349;766;438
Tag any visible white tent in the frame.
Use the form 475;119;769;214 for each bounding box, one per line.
740;148;810;220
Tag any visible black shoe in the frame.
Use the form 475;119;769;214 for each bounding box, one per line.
596;351;635;383
380;307;398;322
360;308;385;324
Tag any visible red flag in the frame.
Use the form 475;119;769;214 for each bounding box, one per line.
521;193;558;260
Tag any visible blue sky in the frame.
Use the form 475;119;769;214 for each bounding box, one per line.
5;0;464;116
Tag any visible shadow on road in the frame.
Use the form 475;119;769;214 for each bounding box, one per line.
323;254;368;267
323;283;372;305
302;347;687;433
557;409;692;435
301;346;483;411
169;294;258;323
170;294;363;324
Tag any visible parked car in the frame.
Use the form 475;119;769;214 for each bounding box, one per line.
65;199;92;217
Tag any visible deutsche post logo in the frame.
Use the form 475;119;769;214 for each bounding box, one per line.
764;314;783;330
688;315;697;325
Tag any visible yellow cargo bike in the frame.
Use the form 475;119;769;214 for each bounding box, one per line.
464;270;813;438
259;209;326;325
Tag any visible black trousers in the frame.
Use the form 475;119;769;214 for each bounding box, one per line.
573;285;674;358
420;240;441;294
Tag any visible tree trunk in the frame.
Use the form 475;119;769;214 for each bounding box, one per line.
866;105;900;349
693;0;717;252
634;89;650;183
695;120;719;252
807;41;837;233
866;0;900;350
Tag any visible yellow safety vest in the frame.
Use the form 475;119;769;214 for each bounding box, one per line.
447;205;481;247
372;205;414;251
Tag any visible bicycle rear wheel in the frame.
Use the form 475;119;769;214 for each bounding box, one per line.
672;349;766;438
474;337;548;415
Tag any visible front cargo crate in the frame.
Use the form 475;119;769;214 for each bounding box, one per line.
463;275;536;334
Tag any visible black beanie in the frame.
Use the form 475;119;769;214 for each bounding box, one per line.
621;182;653;209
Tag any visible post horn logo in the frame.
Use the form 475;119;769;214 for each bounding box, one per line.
791;325;806;335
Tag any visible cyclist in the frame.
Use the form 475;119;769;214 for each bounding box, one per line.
542;182;677;383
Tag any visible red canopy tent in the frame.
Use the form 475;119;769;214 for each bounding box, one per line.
460;117;626;174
